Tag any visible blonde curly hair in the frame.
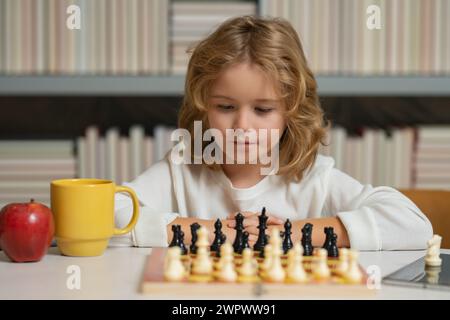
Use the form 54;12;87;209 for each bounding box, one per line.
178;15;328;182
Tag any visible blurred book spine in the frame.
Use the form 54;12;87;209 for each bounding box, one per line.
260;0;450;75
415;126;450;189
0;140;76;208
318;126;446;190
75;124;175;185
0;0;170;75
1;0;448;75
170;1;257;74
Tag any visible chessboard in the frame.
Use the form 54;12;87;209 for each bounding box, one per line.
140;248;373;298
141;209;375;298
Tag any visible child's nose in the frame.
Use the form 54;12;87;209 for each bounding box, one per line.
234;109;252;131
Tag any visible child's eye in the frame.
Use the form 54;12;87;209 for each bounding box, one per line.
255;106;273;114
217;104;235;111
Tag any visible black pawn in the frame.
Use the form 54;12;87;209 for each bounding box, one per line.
258;234;270;258
233;212;245;254
327;233;339;258
169;225;187;255
216;233;227;258
322;227;334;251
178;228;188;255
259;248;264;258
282;219;294;254
169;224;180;247
238;231;251;254
253;207;268;252
211;219;226;253
301;223;314;256
189;222;201;254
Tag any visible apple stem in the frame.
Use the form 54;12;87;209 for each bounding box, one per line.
30;198;35;203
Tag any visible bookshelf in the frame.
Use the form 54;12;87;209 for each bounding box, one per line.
0;75;185;96
1;75;450;96
1;0;450;202
1;0;449;96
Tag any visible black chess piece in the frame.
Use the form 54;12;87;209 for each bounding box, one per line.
233;212;245;253
216;233;227;258
211;219;226;253
169;225;187;255
322;226;328;247
327;233;339;258
322;227;334;251
258;234;270;258
259;248;265;258
253;207;268;252
169;224;180;248
282;219;294;254
301;223;314;256
189;222;201;254
238;231;251;254
178;228;188;255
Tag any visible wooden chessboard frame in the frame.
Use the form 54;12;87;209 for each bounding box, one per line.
140;248;375;298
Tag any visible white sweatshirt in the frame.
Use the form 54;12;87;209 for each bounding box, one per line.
112;154;432;251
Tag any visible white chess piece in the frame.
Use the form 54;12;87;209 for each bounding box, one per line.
262;244;273;272
335;248;349;276
344;249;363;284
216;242;237;282
239;248;258;278
265;228;285;282
425;235;442;267
164;246;186;281
312;248;330;280
286;243;308;283
216;242;233;270
425;265;441;284
191;227;213;276
196;226;209;247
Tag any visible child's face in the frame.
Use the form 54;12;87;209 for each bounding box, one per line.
207;62;286;161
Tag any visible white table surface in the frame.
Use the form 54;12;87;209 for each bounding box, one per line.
1;247;449;300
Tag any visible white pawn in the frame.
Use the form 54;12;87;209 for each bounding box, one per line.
191;227;213;276
344;249;363;284
312;248;330;280
216;242;232;271
286;243;308;283
239;248;258;279
335;248;349;276
425;235;442;267
262;244;273;272
164;246;186;281
216;242;237;282
196;226;210;247
265;228;285;282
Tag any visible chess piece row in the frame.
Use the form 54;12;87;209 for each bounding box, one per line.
169;207;340;258
164;226;363;284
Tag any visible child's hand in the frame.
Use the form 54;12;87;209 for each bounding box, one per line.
225;211;284;242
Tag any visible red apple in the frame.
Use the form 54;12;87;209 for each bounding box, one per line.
0;199;54;262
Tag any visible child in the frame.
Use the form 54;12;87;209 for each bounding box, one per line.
113;16;432;250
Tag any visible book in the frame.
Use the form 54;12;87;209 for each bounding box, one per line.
105;127;120;181
130;125;145;180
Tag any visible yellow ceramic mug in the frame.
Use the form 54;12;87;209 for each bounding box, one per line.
51;179;139;257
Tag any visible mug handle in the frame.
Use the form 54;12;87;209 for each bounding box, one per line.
113;185;140;235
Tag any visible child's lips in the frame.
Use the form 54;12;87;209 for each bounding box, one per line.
233;140;257;145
